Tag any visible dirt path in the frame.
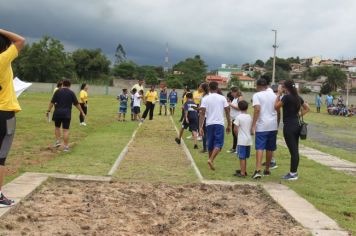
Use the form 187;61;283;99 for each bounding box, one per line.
114;115;198;184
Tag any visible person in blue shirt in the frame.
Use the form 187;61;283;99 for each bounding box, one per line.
175;92;199;149
315;93;322;113
169;88;178;115
325;94;334;108
159;87;168;116
117;89;128;122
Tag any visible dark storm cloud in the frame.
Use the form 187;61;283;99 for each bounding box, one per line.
1;0;356;69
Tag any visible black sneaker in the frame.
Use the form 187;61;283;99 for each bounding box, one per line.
234;172;247;177
226;148;236;153
175;138;181;144
263;170;271;176
0;193;15;208
194;145;198;149
252;170;262;179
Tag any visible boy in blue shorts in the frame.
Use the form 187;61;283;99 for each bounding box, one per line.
117;89;128;122
159;87;168;116
233;101;252;177
175;92;199;149
169;88;178;115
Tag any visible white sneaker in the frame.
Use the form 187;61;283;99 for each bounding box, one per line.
80;122;87;126
53;140;61;148
197;136;202;141
186;135;192;140
63;146;70;152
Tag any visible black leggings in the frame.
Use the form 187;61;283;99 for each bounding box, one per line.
0;111;15;166
283;121;300;173
142;102;155;120
232;121;237;150
79;103;87;123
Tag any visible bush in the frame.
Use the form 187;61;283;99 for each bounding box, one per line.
166;75;184;89
299;87;311;94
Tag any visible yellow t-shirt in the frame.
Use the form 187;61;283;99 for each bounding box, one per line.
79;90;88;103
145;90;158;103
193;91;204;105
53;87;59;94
183;94;187;104
0;44;21;112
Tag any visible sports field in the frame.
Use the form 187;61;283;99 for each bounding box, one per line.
1;92;355;235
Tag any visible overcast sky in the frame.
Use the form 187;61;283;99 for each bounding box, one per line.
1;0;355;69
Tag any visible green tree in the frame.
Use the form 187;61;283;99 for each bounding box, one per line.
72;48;111;81
228;75;244;90
13;36;74;82
115;43;126;64
112;61;138;79
306;66;347;91
173;55;207;88
254;59;264;67
166;75;183;89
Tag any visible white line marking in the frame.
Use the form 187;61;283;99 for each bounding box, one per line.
170;116;204;182
107;123;142;176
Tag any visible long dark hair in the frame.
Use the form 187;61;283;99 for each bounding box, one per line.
200;82;209;95
284;80;301;109
80;83;87;90
0;34;11;53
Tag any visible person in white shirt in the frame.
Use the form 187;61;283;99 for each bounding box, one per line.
132;88;144;121
228;87;243;153
251;78;280;179
233;100;252;177
199;82;231;171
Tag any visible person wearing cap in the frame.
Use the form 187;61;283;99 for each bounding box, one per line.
251;78;280;179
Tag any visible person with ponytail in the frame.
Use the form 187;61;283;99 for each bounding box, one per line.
275;79;310;180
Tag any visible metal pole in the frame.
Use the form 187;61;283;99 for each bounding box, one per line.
272;29;277;85
346;74;350;107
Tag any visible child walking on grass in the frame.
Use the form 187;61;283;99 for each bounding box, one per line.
175;92;199;149
117;89;128;122
233;100;252;177
133;89;144;121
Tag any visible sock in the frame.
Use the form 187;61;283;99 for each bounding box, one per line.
290;172;297;175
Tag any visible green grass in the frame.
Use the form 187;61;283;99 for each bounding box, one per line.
172;107;356;235
5;92;138;183
114;111;198;184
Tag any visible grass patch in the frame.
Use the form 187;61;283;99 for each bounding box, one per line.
5;92;138;182
172;106;356;235
114;113;198;184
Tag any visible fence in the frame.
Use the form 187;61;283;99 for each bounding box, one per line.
26;82;356;105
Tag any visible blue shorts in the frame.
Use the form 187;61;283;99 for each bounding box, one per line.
170;103;177;108
206;124;225;152
160;101;167;106
119;107;127;114
255;131;277;151
237;145;251;160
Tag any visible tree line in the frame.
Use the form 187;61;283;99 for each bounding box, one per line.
12;36;209;89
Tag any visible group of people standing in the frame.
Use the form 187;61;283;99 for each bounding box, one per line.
116;79;179;122
316;93;355;117
175;77;310;181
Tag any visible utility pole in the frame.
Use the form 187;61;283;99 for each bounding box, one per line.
164;43;169;73
272;29;278;85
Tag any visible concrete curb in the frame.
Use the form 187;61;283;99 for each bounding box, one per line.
170;116;204;182
277;139;356;176
107;122;142;176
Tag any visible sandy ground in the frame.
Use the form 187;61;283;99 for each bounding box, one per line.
0;180;307;236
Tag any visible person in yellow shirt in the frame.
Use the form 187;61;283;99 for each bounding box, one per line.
193;87;204;106
0;29;25;207
179;87;190;122
79;83;89;126
142;85;158;120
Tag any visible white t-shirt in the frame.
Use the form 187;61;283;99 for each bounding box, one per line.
230;98;241;121
234;113;253;146
200;93;229;126
133;92;141;107
252;89;278;132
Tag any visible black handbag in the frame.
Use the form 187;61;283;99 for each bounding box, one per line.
299;114;308;140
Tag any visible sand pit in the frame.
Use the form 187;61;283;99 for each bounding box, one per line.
0;180;307;236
